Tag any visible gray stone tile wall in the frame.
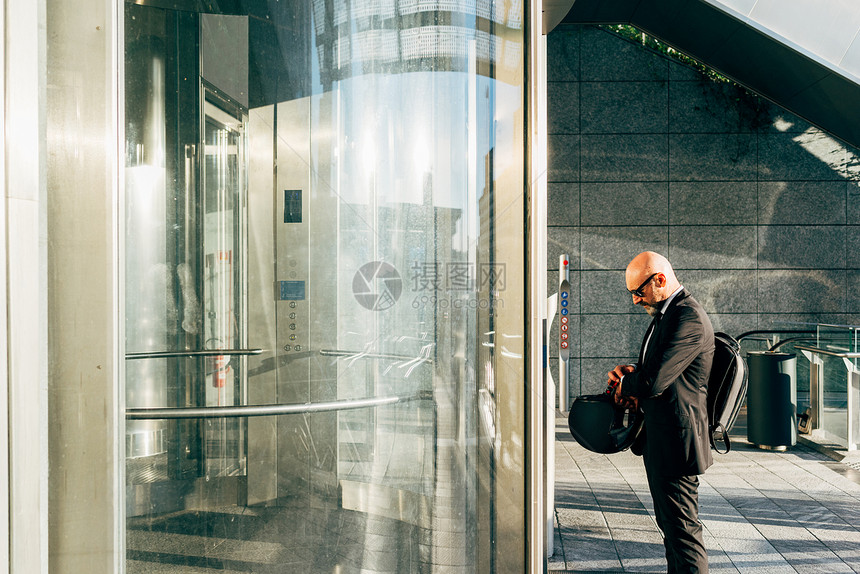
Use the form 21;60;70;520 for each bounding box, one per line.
547;25;860;402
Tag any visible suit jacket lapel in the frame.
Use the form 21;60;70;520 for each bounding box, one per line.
639;289;687;363
639;313;662;364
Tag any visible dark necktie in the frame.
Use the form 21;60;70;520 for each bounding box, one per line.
640;312;662;362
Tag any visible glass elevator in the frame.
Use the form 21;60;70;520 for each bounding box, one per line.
122;1;527;571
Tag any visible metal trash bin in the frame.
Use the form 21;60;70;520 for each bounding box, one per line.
746;351;797;450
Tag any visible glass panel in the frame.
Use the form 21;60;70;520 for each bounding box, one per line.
813;323;860;446
123;1;526;572
819;354;848;445
201;94;248;477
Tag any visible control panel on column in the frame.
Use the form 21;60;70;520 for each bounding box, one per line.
558;255;571;411
558;256;571;361
275;188;308;353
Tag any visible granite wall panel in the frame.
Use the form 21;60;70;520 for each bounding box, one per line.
762;105;817;135
757;270;847;314
581;134;668;181
581;314;651;358
548;83;580;135
669;133;758;181
705;313;759;338
848;226;860;269
848;182;860;222
580;270;635;314
581;182;668;226
580;226;668;270
668;59;702;82
581;82;668;134
547;28;580;82
678;270;758;314
548;227;581;271
669;181;757;225
548;182;580;226
548;134;580;182
668;81;754;134
757;226;847;269
668;225;757;269
547;24;860;406
758;132;849;181
580;26;668;82
758;181;847;225
849;273;860;313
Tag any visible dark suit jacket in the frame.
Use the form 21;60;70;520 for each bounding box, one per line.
620;289;715;477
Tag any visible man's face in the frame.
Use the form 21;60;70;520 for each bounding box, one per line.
627;272;663;316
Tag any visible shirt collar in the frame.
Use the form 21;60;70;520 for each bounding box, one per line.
658;285;684;315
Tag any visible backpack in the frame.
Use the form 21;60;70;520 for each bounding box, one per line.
569;332;748;456
707;332;749;453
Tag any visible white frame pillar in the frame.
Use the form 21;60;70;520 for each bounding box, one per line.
5;0;49;572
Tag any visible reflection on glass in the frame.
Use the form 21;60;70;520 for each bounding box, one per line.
201;94;248;477
124;1;525;572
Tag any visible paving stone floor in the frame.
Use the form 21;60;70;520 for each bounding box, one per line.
550;415;860;573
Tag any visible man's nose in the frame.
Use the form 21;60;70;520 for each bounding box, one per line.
631;293;642;304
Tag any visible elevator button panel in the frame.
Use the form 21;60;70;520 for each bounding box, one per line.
559;260;572;358
278;300;305;352
276;282;306;352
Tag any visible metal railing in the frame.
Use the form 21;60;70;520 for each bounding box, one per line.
126;348;264;360
125;390;433;420
735;330;859;450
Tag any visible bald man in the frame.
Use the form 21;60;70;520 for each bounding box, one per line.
609;251;715;574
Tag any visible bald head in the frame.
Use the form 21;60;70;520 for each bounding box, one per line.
625;251;681;312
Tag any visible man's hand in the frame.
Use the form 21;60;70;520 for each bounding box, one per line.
608;364;638;410
608;364;634;386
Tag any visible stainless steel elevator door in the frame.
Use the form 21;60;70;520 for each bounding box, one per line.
124;4;251;520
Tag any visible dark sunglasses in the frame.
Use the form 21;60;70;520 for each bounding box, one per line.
628;273;659;297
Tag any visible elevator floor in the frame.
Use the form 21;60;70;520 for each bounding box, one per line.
127;503;423;573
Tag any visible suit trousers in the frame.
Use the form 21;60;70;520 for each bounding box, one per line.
645;466;708;574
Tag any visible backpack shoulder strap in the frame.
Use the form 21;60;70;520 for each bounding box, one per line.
710;422;731;454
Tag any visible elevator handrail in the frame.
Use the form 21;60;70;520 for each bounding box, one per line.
125;390;433;419
319;348;434;363
793;345;860;359
736;329;815;343
125;348;264;360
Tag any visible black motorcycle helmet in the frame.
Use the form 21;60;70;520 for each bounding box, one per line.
567;393;644;454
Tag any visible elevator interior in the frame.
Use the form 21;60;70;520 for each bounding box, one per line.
122;1;519;571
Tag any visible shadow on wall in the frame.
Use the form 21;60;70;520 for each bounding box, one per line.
545;25;860;398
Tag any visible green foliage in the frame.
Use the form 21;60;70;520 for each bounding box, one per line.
600;24;771;131
601;24;737;85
